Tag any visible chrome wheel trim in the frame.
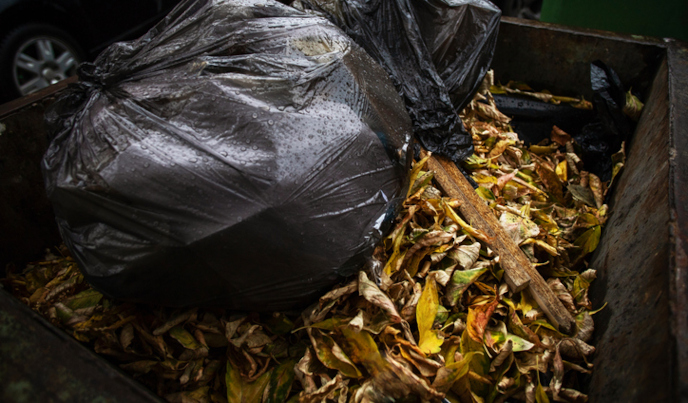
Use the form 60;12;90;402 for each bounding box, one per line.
12;36;79;96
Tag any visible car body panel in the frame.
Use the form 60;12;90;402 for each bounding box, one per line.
0;0;179;56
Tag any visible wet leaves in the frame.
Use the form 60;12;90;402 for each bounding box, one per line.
308;329;362;378
226;360;272;403
446;266;489;307
417;275;444;354
623;89;644;121
2;72;611;403
574;226;601;258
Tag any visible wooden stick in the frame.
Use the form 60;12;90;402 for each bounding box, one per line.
423;151;575;334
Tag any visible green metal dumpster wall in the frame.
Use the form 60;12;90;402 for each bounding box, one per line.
541;0;688;42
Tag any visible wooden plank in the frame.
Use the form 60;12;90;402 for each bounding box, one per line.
424;151;575;334
0;75;77;119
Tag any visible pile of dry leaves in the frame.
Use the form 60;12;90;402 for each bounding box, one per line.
2;75;625;403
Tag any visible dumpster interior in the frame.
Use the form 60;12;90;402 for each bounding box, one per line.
1;15;687;403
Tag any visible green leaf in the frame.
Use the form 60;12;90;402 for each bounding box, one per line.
65;289;103;310
432;351;481;394
459;330;491;397
483;327;506;346
226;361;272;403
572;275;591;303
436;305;450;325
465;154;490;169
506;333;535;352
445;266;489;306
169;326;204;350
536;374;551;403
476;186;496;201
574;225;601;256
409;171;435;197
485;329;535;352
309;330;363;378
264;313;294;336
264;360;296;403
417;276;444;355
623;90;644;121
530;319;565;338
383;223;408;275
576;213;600;228
54;303;75;323
408;155;433;198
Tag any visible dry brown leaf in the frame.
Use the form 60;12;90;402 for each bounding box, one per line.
358;271;402;323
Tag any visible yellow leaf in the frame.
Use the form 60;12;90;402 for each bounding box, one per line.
475;186;495;201
407;154;433;197
521;239;559;256
417;275;444;355
536;368;551;403
472;173;498;184
556;160;567;182
529;144;558;155
383;222;408;275
442;200;491;243
339;326;387;376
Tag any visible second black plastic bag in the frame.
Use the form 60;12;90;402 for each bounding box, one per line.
295;0;501;163
43;0;413;311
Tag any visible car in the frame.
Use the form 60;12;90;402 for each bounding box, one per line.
492;0;542;19
0;0;540;103
0;0;180;102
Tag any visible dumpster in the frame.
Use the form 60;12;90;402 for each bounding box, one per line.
1;16;687;402
540;0;688;43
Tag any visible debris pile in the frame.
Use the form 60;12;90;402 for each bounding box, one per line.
3;79;619;402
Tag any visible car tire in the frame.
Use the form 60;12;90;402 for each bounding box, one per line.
0;24;84;102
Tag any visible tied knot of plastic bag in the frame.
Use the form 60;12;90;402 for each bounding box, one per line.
77;62;118;91
45;62;124;140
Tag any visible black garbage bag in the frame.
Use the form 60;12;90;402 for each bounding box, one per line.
42;0;413;311
574;61;635;181
294;0;501;163
493;93;596;146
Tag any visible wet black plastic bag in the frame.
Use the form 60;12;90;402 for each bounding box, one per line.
42;0;413;311
574;61;635;181
294;0;501;163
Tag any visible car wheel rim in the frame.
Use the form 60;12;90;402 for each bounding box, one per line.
12;36;80;96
